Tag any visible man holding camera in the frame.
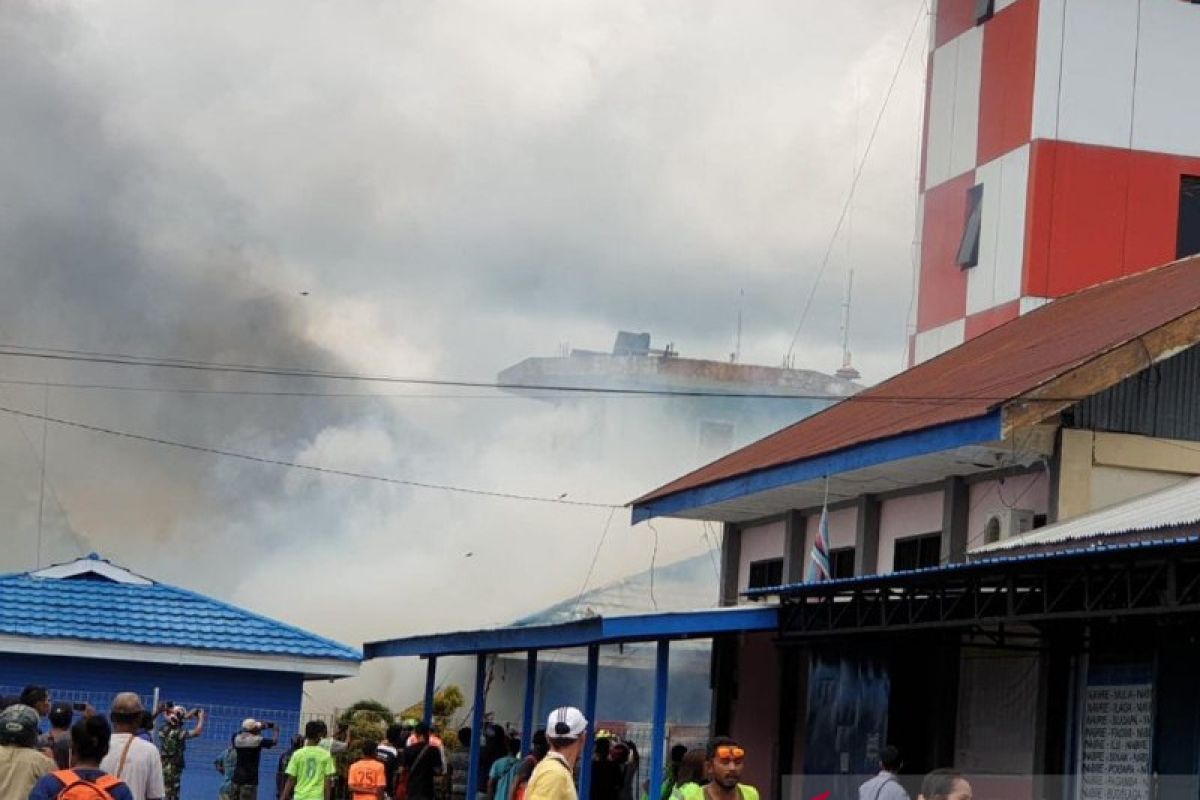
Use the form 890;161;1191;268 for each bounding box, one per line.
232;718;279;800
158;704;205;800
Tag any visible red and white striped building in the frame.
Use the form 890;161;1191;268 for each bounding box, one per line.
913;0;1200;364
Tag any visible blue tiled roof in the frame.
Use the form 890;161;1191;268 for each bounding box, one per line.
0;566;360;662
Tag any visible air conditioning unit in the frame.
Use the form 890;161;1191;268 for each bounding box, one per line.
983;508;1036;545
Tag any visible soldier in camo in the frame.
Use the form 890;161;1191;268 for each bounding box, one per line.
158;704;206;800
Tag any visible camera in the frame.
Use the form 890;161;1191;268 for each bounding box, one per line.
72;702;88;712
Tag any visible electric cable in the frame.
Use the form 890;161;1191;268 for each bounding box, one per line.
785;0;928;362
0;403;623;509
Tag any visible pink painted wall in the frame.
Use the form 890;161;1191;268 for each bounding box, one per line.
877;491;944;573
967;472;1050;548
803;507;857;575
737;520;786;595
728;632;778;796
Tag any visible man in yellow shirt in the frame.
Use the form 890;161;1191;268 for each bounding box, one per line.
281;722;338;800
524;707;588;800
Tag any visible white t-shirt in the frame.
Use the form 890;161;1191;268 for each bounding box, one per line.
100;733;166;800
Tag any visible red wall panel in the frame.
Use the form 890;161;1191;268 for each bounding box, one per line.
977;0;1038;165
935;0;977;47
964;299;1020;339
1025;141;1200;298
918;171;975;330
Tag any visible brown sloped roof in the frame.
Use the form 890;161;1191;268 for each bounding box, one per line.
634;256;1200;506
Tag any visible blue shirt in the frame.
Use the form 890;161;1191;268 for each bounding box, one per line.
30;768;136;800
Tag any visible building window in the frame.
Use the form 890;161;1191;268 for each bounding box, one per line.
975;0;995;23
893;533;942;572
1178;176;1200;259
830;547;855;579
747;558;784;590
957;184;984;268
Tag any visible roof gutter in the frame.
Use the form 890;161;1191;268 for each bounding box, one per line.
630;410;1003;523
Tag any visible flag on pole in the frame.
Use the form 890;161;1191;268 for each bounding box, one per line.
806;505;832;583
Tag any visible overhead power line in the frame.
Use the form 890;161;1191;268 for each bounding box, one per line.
0;404;622;510
0;341;1114;405
785;0;929;361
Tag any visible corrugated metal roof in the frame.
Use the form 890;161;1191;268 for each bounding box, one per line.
0;556;360;662
747;534;1200;598
973;476;1200;554
634;257;1200;508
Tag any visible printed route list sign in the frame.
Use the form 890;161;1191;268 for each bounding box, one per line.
1080;674;1153;800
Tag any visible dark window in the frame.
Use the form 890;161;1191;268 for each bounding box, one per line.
1178;176;1200;258
893;533;942;572
747;558;783;590
830;547;856;579
975;0;995;23
957;184;984;268
1033;513;1048;529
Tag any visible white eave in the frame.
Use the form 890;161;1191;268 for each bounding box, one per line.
0;633;359;680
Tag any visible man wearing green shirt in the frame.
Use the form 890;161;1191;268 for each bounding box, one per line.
281;721;338;800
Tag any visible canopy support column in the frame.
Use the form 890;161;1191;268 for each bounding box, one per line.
423;656;437;728
522;650;538;753
579;644;600;800
467;654;487;800
649;639;671;800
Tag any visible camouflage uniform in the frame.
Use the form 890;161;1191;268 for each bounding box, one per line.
160;725;194;800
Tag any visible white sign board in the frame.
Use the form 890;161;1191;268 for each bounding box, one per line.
1079;679;1153;800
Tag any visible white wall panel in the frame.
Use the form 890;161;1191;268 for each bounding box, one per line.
995;0;1022;12
1019;296;1050;314
914;318;966;364
1130;0;1200;158
926;39;960;188
966;145;1030;315
951;27;984;178
992;144;1030;306
1054;0;1139;148
925;28;983;189
1032;0;1066;139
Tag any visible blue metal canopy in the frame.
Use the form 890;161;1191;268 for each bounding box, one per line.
362;605;778;660
746;534;1200;599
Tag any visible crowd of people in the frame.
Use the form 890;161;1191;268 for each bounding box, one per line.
0;686;207;800
0;687;973;800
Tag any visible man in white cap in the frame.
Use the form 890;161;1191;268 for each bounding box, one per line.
232;717;278;800
524;707;588;800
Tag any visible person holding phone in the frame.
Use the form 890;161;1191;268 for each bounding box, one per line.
232;718;278;800
45;703;76;768
158;704;205;800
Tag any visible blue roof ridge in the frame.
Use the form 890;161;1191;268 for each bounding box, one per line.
156;582;361;661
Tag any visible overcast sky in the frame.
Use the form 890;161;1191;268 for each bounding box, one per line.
0;0;928;708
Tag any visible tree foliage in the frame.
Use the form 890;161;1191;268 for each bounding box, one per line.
400;685;466;748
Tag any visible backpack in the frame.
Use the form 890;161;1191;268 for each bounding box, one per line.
53;769;124;800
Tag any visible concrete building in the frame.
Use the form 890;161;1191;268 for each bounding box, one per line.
631;258;1200;799
0;555;359;800
365;258;1200;800
914;0;1200;363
